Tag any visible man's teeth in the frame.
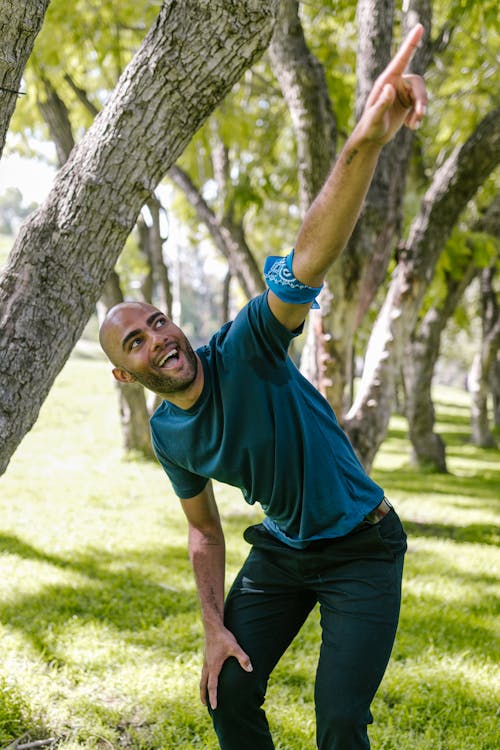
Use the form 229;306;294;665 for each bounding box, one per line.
158;349;178;366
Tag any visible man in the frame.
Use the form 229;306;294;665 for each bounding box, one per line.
100;24;427;750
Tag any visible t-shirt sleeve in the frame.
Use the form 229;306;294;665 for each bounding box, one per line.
151;428;209;499
225;291;303;362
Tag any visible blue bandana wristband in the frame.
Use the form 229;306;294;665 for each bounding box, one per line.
264;249;323;309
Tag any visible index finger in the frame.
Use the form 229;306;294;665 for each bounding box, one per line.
386;23;424;75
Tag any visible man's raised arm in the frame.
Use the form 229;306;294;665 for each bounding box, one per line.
268;24;427;331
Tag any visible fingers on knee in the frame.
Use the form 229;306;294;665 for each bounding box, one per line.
217;658;263;708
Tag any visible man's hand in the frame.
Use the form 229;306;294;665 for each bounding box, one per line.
201;626;253;710
357;23;427;145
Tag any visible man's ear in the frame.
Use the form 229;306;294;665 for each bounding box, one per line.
112;367;137;384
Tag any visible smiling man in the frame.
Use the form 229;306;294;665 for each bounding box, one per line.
100;302;201;402
99;25;427;750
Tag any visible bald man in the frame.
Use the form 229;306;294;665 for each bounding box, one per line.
100;26;426;750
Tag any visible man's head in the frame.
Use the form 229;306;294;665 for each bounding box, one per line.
99;301;199;398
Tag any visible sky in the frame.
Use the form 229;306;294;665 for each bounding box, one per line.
0;152;56;205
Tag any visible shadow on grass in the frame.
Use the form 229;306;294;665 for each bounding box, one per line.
0;532;200;663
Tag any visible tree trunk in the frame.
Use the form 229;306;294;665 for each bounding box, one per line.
468;265;500;447
324;0;432;415
272;0;430;416
403;263;477;471
268;0;337;216
37;76;75;166
36;74;159;458
0;0;278;476
168;164;265;300
0;0;50;157
267;0;339;399
345;105;500;470
491;357;500;428
146;194;172;316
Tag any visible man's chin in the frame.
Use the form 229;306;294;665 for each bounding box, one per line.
142;367;198;396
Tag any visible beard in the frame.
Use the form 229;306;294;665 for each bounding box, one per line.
131;338;199;396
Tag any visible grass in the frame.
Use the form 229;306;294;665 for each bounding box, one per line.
0;341;499;749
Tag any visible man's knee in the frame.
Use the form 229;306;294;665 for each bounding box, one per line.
215;657;265;713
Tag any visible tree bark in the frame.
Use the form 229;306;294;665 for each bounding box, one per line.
268;0;337;217
401;189;500;471
0;0;50;157
491;357;500;428
37;77;76;166
145;194;173;316
267;0;338;397
0;0;278;476
468;264;500;447
345;105;500;470
403;263;477;471
35;73;157;458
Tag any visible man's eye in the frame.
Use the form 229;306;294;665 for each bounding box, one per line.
155;318;166;328
130;337;142;350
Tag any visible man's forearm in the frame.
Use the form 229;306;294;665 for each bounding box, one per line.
293;129;383;287
188;524;226;633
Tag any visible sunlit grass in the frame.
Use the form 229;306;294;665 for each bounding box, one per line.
0;348;498;748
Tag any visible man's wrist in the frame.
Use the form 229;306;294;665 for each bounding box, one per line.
342;127;384;166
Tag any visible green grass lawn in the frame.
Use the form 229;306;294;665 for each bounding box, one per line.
1;347;498;749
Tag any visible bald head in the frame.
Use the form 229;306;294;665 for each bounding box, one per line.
98;302;200;400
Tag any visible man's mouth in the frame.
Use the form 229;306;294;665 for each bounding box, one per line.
157;348;180;369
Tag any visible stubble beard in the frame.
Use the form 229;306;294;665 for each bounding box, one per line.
132;340;199;396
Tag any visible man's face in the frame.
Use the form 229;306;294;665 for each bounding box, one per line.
101;302;199;397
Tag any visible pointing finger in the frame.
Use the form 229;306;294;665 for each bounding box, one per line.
385;23;424;76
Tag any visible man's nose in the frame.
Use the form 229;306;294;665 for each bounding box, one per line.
152;331;166;349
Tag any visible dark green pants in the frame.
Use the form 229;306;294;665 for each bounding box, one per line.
209;509;406;749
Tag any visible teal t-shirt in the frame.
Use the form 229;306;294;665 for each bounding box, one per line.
150;292;384;548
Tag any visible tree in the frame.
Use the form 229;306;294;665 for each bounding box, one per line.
403;259;477;472
345;105;500;470
468;262;500;447
34;57;162;459
0;0;279;476
0;0;50;157
403;194;500;470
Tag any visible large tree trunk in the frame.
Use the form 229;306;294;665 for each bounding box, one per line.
36;74;157;459
403;263;477;471
0;0;50;157
468;264;500;448
345;105;500;470
0;0;278;476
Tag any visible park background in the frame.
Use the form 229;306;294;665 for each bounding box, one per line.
0;1;499;748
